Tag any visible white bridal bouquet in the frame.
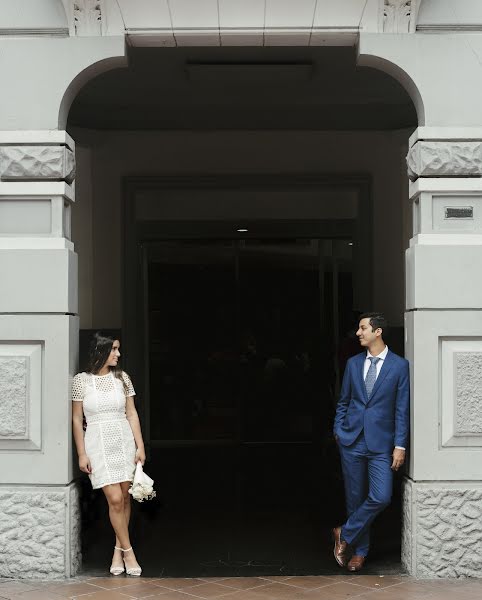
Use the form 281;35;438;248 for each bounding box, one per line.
129;462;156;502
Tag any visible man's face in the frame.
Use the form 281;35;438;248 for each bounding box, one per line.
356;318;380;347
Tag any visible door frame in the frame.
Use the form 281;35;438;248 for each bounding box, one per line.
122;173;372;445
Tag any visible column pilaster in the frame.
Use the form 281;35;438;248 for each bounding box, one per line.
0;131;80;578
403;128;482;577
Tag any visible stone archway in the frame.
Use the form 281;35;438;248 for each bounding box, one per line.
3;0;482;579
64;43;421;576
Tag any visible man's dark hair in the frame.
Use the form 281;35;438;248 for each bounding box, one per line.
359;312;389;339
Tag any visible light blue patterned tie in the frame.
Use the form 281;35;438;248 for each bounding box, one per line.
365;356;381;399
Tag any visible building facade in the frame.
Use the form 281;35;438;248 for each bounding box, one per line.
2;0;482;579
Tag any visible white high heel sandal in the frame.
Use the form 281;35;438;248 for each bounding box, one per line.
122;547;142;576
110;546;125;575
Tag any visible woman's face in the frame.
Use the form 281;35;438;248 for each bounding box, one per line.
105;340;121;368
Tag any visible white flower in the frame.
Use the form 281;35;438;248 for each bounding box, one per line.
129;482;156;502
129;462;156;502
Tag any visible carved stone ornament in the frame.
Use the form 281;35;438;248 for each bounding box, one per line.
0;145;76;183
0;357;27;438
407;141;482;181
456;352;482;435
383;0;414;33
73;0;103;36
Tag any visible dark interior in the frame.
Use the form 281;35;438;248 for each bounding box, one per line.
80;230;403;577
72;43;412;577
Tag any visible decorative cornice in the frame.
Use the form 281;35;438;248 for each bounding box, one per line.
0;146;76;184
73;0;103;36
0;28;69;37
383;0;418;33
1;1;432;42
417;24;482;32
407;141;482;181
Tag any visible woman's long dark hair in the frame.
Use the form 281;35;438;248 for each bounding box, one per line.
86;331;128;393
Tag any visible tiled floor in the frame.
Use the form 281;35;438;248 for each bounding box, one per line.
1;574;482;600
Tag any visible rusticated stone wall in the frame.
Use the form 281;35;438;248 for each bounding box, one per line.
0;483;80;579
69;483;82;576
407;141;482;181
0;145;75;183
401;477;412;573
403;478;482;578
417;488;482;577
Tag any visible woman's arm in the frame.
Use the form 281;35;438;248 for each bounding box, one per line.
126;396;146;465
72;401;91;474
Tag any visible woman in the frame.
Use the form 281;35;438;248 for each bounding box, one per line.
72;332;146;576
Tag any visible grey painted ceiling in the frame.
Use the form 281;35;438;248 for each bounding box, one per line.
68;46;417;131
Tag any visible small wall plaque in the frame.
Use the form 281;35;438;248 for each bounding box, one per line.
445;206;474;219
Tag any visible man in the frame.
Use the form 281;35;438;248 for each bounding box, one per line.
332;312;410;572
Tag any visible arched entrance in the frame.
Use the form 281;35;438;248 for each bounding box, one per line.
66;44;417;576
5;1;482;581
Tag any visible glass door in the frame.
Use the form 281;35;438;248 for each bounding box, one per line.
238;238;324;444
145;236;353;448
147;239;239;445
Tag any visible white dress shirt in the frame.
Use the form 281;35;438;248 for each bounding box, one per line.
363;345;389;380
364;346;405;451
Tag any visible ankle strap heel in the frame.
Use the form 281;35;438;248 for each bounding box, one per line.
110;547;125;576
120;547;142;577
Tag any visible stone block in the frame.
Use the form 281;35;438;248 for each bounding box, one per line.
405;310;482;481
403;478;482;578
406;243;482;309
407;141;482;181
401;473;412;574
0;315;78;486
0;357;27;437
412;190;482;236
455;351;482;434
0;248;77;314
0;145;75;183
0;482;80;579
0;343;42;451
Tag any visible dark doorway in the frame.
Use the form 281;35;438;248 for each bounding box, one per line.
144;231;352;576
81;224;402;577
147;236;349;444
69;41;415;577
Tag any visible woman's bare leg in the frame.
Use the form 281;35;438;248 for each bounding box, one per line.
103;483;140;571
112;482;134;567
121;481;132;529
119;481;140;571
114;483;132;544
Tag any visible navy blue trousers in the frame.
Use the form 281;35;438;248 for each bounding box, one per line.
339;432;393;556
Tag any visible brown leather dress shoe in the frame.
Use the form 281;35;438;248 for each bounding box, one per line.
347;555;366;572
332;526;348;567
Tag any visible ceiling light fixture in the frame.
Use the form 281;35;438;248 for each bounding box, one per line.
237;228;248;233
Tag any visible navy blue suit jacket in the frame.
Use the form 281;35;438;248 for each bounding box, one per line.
334;350;410;453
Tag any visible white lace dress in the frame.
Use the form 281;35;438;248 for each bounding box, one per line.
72;371;137;489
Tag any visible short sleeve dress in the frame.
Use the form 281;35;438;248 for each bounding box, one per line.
72;371;137;489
